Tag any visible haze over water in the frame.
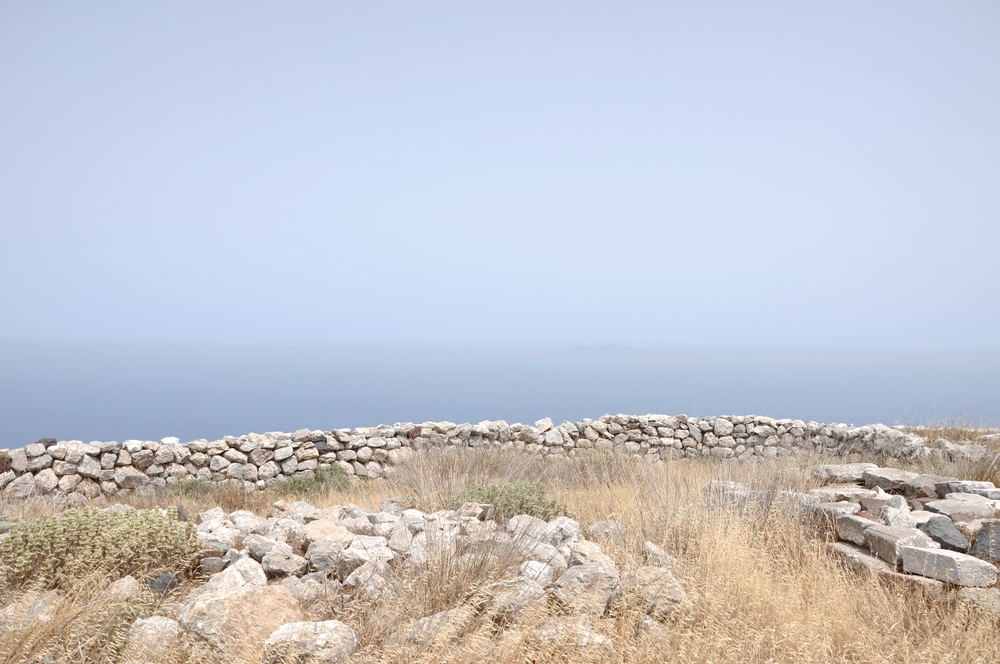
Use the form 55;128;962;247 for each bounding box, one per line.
2;342;997;448
2;4;998;448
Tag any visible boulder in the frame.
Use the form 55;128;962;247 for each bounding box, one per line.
519;560;555;585
302;520;355;548
528;616;615;657
262;542;309;578
124;616;182;661
262;620;357;664
587;520;625;545
916;515;970;552
622;566;686;621
957;587;1000;615
969;519;1000;562
548;561;620;617
471;577;545;621
33;468;58;494
179;578;303;661
389;608;475;648
4;474;34;498
114;466;148;490
641;542;678;570
862;468;918;492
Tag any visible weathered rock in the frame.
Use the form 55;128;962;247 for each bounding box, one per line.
179;573;303;660
124;616;182;660
809;486;877;503
587;520;625;545
508;514;548;540
347;535;394;566
549;561;620;617
835;513;880;546
389;608;475;648
302;520;355;548
641;541;678;570
567;540;614;568
262;620;357;664
813;463;878;484
957;587;1000;615
864;525;938;567
969;519;1000;562
262;542;309;578
826;542;946;593
528;615;615;657
472;577;545;620
33;468;58;494
900;546;999;587
342;561;390;598
4;474;34;498
622;566;685;620
924;499;997;522
863;468;918;492
935;480;997;497
114;466;148;489
520;560;555;585
916;515;970;552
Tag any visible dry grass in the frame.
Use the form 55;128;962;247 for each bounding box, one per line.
2;448;1000;663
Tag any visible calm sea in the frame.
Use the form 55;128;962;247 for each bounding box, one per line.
1;342;997;448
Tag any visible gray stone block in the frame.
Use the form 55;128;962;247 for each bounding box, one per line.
900;546;999;587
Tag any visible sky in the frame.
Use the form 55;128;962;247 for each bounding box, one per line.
1;1;998;350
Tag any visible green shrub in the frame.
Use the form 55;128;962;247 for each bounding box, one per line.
452;482;572;521
0;506;201;590
273;465;352;498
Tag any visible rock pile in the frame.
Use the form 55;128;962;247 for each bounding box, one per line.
2;416;992;500
119;498;685;661
712;462;1000;610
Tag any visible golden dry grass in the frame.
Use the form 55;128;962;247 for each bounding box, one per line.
2;447;999;663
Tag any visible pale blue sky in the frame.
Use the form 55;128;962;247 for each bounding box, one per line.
2;2;998;349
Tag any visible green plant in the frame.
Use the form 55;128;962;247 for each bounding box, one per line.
452;482;572;521
0;506;201;590
273;465;352;498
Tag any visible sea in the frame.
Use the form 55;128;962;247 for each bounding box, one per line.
1;342;997;448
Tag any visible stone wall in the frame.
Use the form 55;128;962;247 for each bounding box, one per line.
0;414;989;501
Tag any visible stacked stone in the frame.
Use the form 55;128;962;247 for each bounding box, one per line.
809;464;1000;593
0;415;992;500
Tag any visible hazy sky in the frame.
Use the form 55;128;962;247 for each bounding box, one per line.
2;2;998;350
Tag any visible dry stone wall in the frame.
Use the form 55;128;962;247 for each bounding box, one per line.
0;414;989;501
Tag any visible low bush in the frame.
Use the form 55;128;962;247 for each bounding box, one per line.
273;465;353;498
452;482;572;521
0;506;200;590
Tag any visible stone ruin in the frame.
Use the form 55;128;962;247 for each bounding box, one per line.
1;414;992;501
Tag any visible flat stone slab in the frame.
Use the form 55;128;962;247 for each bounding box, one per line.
943;492;994;504
935;480;997;496
924;500;998;522
957;587;1000;614
835;513;880;546
814;502;861;520
900;546;999;587
809;486;878;503
903;474;957;497
864;525;938;567
863;468;919;492
827;542;945;593
813;463;878;484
